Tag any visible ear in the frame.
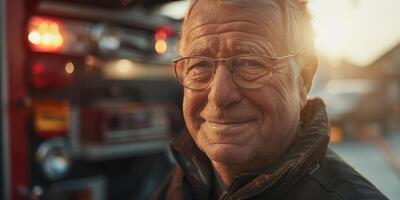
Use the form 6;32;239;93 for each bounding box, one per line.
299;54;318;109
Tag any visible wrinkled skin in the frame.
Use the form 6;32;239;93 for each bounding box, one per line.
181;1;314;186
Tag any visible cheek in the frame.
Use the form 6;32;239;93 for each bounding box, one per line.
182;90;207;132
246;71;301;134
267;72;302;135
271;69;302;110
245;85;300;159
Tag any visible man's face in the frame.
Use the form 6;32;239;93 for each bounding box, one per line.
181;2;306;168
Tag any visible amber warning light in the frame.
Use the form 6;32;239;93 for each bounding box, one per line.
154;27;174;55
28;17;66;52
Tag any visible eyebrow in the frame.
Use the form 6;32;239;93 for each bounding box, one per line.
185;42;211;56
183;39;277;58
230;39;276;56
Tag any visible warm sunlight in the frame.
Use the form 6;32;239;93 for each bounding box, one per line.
313;20;349;62
309;0;400;66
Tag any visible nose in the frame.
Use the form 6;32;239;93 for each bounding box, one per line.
208;62;242;108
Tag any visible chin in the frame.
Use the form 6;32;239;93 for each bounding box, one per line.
205;143;250;165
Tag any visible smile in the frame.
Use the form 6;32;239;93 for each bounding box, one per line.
205;119;256;128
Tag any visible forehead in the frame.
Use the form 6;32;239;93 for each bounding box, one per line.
182;1;286;56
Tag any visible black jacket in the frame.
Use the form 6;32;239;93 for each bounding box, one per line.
153;99;388;200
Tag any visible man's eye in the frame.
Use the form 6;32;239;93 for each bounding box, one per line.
237;70;266;81
189;67;210;77
235;63;272;81
236;59;266;68
186;61;211;75
182;62;211;82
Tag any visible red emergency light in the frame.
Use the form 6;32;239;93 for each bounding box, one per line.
154;27;174;40
28;17;66;52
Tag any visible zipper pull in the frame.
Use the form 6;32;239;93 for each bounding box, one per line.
219;191;229;200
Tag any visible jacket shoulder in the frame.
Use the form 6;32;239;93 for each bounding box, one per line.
304;149;389;200
151;166;195;200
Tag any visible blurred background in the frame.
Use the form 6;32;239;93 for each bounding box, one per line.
0;0;399;199
309;1;400;199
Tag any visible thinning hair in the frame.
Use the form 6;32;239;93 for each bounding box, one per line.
179;0;315;56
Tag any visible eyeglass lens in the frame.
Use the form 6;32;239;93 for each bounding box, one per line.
175;56;274;90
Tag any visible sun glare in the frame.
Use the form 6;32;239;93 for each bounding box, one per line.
309;0;353;62
313;21;348;61
309;0;400;66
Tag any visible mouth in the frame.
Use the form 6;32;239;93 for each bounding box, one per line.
205;119;256;128
208;119;253;124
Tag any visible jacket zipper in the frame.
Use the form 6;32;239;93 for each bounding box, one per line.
219;191;229;200
236;136;324;200
237;166;292;200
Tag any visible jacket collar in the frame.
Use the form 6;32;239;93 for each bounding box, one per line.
170;98;330;199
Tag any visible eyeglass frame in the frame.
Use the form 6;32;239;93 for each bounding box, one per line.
172;53;299;90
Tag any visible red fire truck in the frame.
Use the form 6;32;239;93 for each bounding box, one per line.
1;0;184;199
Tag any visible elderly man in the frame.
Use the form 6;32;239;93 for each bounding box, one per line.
154;0;388;199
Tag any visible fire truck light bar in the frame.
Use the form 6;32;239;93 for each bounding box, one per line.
28;17;66;52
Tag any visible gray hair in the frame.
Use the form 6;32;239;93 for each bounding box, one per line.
179;0;315;56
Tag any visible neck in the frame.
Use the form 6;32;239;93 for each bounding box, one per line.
211;161;241;188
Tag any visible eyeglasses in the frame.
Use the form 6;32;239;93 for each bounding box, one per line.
172;54;297;90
